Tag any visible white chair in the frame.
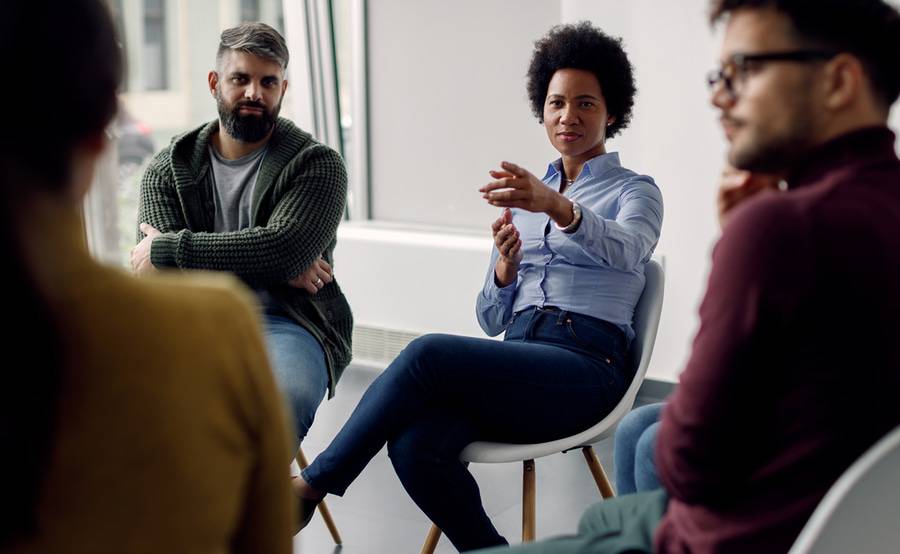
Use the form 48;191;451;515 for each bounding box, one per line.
788;424;900;554
421;258;665;553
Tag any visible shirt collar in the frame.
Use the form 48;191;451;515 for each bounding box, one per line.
542;151;622;183
786;126;897;189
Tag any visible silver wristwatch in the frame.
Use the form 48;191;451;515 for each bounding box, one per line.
555;201;582;233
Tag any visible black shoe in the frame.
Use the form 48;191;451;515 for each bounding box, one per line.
296;495;322;534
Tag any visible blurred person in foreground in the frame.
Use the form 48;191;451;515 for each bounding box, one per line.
1;1;294;552
477;0;900;552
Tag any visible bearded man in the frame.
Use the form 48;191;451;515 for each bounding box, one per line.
133;22;353;452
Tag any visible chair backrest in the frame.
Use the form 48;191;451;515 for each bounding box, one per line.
583;257;666;440
788;424;900;554
629;258;665;390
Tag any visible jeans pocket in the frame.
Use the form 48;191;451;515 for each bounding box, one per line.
564;316;618;365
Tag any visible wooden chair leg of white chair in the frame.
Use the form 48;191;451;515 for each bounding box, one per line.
522;459;536;542
421;524;443;554
296;447;343;545
582;446;615;499
315;498;343;545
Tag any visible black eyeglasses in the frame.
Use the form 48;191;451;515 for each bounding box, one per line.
706;50;838;97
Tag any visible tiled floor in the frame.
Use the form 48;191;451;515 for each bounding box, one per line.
294;364;663;554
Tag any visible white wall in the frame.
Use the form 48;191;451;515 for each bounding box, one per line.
367;0;561;229
560;0;725;380
336;224;493;338
333;0;900;382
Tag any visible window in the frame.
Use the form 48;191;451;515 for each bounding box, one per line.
87;0;561;268
333;0;354;173
240;0;260;22
111;0;130;91
86;1;286;268
142;0;168;90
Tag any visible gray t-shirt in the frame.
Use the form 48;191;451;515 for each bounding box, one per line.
209;144;267;232
209;144;281;314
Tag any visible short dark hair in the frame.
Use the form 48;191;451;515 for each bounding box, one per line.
710;0;900;108
526;22;636;139
217;22;289;70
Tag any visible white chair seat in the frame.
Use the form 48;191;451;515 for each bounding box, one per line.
461;399;632;464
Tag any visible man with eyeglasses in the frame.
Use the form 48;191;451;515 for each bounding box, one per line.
476;1;900;553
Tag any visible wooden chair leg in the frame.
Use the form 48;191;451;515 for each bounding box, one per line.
421;524;443;554
315;499;342;546
522;459;536;542
581;446;615;499
296;448;343;545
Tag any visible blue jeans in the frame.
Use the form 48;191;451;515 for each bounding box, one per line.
302;306;630;552
264;314;329;448
614;402;664;495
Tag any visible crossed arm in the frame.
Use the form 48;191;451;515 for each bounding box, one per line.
132;145;346;293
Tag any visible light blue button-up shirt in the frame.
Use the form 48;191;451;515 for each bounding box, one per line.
476;152;663;342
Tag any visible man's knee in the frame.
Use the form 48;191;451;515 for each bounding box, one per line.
266;333;329;408
634;423;660;472
617;407;646;438
293;384;325;415
277;367;327;441
621;403;663;435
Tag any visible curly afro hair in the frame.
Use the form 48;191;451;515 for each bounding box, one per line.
527;22;636;139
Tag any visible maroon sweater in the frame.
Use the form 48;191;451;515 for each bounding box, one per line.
654;127;900;554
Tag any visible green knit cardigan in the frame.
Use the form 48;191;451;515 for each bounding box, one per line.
138;118;352;397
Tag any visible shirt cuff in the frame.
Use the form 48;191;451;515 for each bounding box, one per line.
484;273;517;302
150;234;179;268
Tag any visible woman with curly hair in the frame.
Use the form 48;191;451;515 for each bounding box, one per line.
295;22;663;551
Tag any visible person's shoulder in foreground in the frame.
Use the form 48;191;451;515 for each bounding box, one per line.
24;261;296;554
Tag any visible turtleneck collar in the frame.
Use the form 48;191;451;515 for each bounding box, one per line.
786;126;897;189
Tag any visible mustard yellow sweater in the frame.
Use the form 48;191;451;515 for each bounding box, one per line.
12;200;294;554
